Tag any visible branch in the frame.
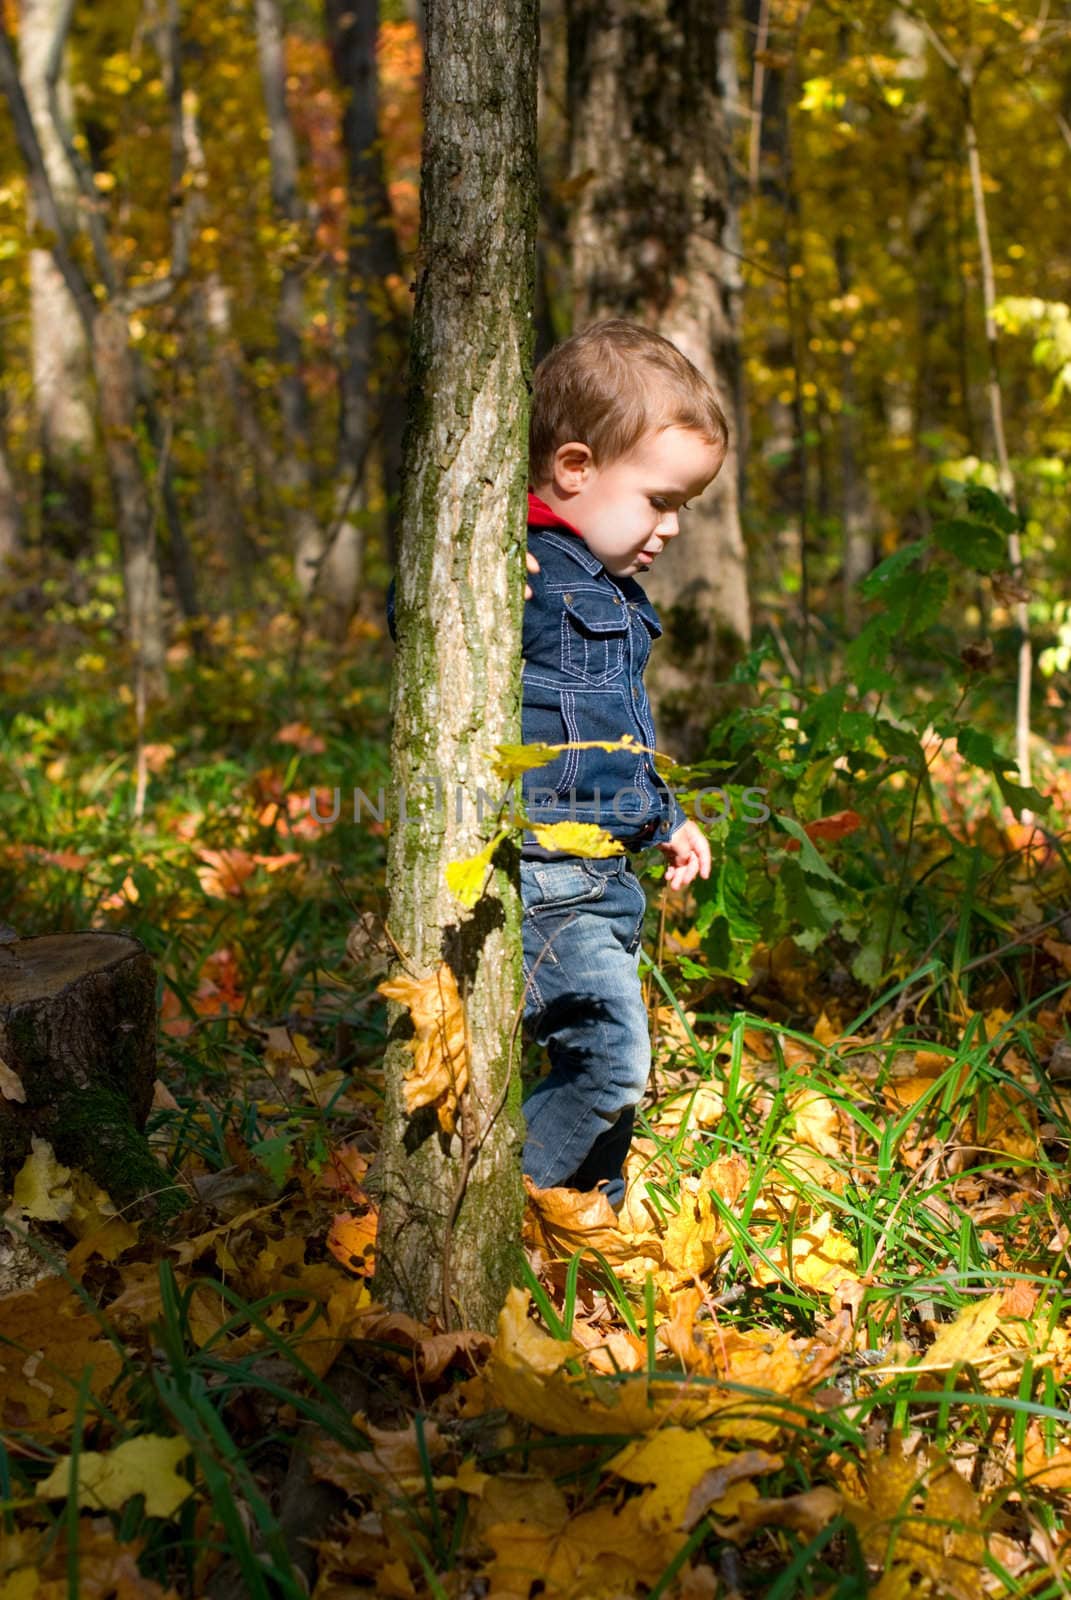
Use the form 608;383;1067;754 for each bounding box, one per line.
42;0;119;297
0;17;95;335
123;0;192;312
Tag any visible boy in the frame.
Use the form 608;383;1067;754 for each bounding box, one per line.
519;319;725;1209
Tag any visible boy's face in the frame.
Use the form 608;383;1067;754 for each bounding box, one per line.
536;426;725;579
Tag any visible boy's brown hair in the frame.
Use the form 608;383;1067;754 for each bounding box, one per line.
528;318;729;484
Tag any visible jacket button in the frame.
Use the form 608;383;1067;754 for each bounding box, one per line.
564;592;572;603
632;686;639;699
612;596;621;604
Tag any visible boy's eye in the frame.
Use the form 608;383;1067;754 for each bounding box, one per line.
649;497;668;511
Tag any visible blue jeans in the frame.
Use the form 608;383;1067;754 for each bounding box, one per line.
520;855;650;1209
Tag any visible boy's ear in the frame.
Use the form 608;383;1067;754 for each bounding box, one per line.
551;441;593;494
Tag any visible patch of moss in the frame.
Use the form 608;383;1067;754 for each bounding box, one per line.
51;1084;187;1230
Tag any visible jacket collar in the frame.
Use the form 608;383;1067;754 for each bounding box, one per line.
527;491;583;537
527;492;605;575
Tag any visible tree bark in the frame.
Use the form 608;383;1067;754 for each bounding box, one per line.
566;0;750;759
0;933;181;1219
372;0;537;1332
255;0;326;598
19;0;94;562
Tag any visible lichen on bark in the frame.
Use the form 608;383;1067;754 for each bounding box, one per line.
370;0;538;1333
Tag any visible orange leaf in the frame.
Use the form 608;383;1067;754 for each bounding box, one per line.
327;1210;378;1276
783;810;862;852
274;720;327;753
378;964;469;1133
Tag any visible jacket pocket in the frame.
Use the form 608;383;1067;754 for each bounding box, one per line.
560;588;629;685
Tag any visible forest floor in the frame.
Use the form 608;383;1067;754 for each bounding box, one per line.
2;600;1071;1598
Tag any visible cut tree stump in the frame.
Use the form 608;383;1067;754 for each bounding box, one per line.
0;931;182;1220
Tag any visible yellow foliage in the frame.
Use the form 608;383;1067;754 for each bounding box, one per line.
530;820;624;856
36;1436;193;1518
445;828;507;907
754;1211;861;1296
12;1136;74;1221
841;1437;984;1598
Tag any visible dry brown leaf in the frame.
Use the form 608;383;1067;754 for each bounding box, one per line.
723;1485;843;1541
523;1177;664;1267
0;1277;124;1436
3;1517;180;1598
416;1329;493;1380
1021;1420;1071;1489
378;964;468;1133
313;1418;446;1497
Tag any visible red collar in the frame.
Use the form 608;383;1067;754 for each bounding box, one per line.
527;491;583;537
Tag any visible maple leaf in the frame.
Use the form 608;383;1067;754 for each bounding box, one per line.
36;1435;193;1518
326;1210;378;1277
377;963;469;1133
753;1212;861;1297
523;1178;664;1267
841;1436;984;1598
12;1136;74;1221
0;1277;124;1435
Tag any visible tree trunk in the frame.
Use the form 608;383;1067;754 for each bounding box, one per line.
0;933;181;1220
19;0;94;561
0;16;169;694
371;0;537;1333
0;401;23;571
566;0;750;759
92;307;167;685
255;0;325;597
323;0;410;631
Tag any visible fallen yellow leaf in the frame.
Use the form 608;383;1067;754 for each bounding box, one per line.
36;1435;193;1518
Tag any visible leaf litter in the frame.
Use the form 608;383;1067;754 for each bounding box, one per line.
4;751;1071;1596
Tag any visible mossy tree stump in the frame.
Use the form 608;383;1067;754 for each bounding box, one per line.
0;932;180;1219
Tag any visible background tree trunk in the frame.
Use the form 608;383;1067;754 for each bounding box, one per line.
0;426;23;573
325;0;410;606
19;0;94;561
0;15;169;693
566;0;750;760
372;0;537;1333
255;0;326;599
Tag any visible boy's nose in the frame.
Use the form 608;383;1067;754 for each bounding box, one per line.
656;512;680;538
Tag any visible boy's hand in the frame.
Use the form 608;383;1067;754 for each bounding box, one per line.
524;551;540;600
657;819;711;891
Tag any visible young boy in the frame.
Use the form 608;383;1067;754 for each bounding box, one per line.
520;319;725;1210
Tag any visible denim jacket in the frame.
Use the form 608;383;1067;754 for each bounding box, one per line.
385;516;686;854
520;526;685;850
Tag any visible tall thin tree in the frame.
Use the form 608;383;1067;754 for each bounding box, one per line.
566;0;751;758
371;0;538;1333
19;0;94;560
